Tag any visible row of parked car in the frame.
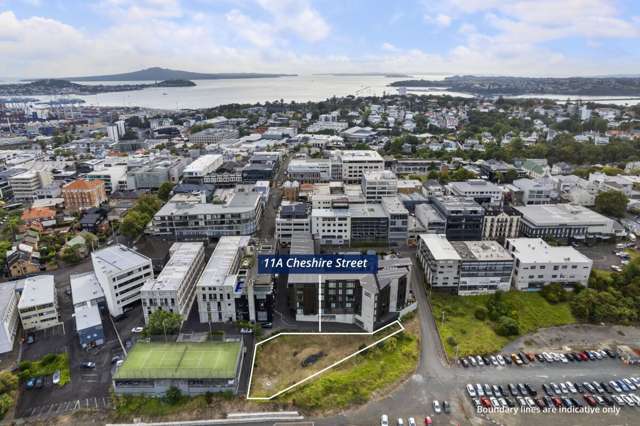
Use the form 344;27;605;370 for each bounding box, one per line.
459;348;617;368
380;400;451;426
466;377;640;411
25;370;60;390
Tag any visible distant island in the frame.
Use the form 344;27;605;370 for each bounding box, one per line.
53;67;296;82
0;79;196;96
317;72;412;78
389;75;640;97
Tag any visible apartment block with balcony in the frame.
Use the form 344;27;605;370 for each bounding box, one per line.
18;275;60;331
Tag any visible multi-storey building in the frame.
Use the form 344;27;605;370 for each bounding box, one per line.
432;196;485;241
182;154;224;182
0;282;19;354
62;179;108;213
128;157;187;190
141;242;206;323
287;232;413;332
287;159;333;183
505;238;593;291
151;192;263;240
361;170;398;201
332;150;384;184
189;128;239;145
196;237;274;324
512;178;554;205
18;275;60;331
92;245;153;317
381;196;409;245
85;165;127;194
415;204;447;234
417;234;514;295
70;271;105;348
276;202;311;245
482;210;520;242
514;204;619;240
311;207;351;245
349;204;389;244
447;179;503;208
8;169;53;202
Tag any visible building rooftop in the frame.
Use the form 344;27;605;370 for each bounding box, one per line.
74;301;102;331
17;275;55;309
183;154;222;174
506;238;592;264
197;236;250;289
70;272;104;305
348;203;387;219
418;234;461;261
289;232;315;255
381;196;409;215
338;150;384;161
452;240;513;261
156;191;260;216
449;179;502;193
91;244;151;274
63;178;105;191
514;204;611;226
141;242;203;292
0;282;17;321
433;196;484;214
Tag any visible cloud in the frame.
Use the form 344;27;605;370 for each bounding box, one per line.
424;13;453;28
381;42;399;52
256;0;330;42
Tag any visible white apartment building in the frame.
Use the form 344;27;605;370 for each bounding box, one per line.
513;178;554;205
85;165;127;194
417;234;514;295
92;245;153;317
311;208;351;245
361;170;398;201
0;282;19;354
505;238;593;291
8;169;53;202
196;236;251;323
287;159;333;183
18;275;59;331
276;202;311;245
141;242;205;323
183;154;224;180
333;150;384;183
447;179;503;208
189;128;239;145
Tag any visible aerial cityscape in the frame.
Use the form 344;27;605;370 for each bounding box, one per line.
1;1;640;426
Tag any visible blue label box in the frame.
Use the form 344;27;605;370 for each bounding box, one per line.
258;254;378;274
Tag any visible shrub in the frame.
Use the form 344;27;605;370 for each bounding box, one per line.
163;386;183;405
474;306;488;320
495;316;520;336
446;336;457;347
540;283;568;304
41;353;58;365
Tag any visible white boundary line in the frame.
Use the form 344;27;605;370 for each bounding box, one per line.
246;319;405;400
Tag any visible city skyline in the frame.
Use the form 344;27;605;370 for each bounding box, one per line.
1;0;640;78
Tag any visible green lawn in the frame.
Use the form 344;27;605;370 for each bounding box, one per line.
431;291;576;358
115;342;240;380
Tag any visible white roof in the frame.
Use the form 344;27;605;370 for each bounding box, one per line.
18;275;55;309
506;238;592;264
339;150;383;161
196;236;250;289
418;234;461;261
514;204;611;226
183;154;222;174
74;302;102;331
142;242;203;292
91;244;150;274
70;272;104;305
0;282;17;320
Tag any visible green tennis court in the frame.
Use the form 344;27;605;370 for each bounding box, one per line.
114;341;241;380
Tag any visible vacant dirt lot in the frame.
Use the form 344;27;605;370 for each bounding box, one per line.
504;323;640;353
249;322;402;398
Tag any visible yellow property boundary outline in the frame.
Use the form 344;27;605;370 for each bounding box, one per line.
246;319;405;400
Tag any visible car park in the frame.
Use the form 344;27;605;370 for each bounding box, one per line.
508;383;518;396
475;383;484;396
460;358;469;368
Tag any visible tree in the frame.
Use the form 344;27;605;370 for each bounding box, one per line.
60;246;81;264
3;215;23;240
119;211;149;239
495;316;519;336
146;309;182;337
540;283;569;304
158;182;175;201
594;190;629;218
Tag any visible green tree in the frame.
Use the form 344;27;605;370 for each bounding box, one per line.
539;283;569;304
594;190;629;218
60;246;81;264
119;211;149;239
146;309;182;337
157;182;175;201
495;316;519;336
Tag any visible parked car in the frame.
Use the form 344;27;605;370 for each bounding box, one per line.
25;378;36;389
111;355;122;364
380;414;389;426
466;384;476;398
260;322;273;329
81;361;96;369
432;400;441;414
442;400;450;414
397;418;404;426
408;417;417;426
52;370;60;385
424;416;433;425
26;334;35;344
131;327;144;334
34;377;43;389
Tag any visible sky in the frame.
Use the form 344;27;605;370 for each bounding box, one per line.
1;0;640;78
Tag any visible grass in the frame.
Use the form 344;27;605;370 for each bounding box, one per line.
281;317;419;413
250;322;402;398
115;342;240;380
18;353;70;386
431;291;576;358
